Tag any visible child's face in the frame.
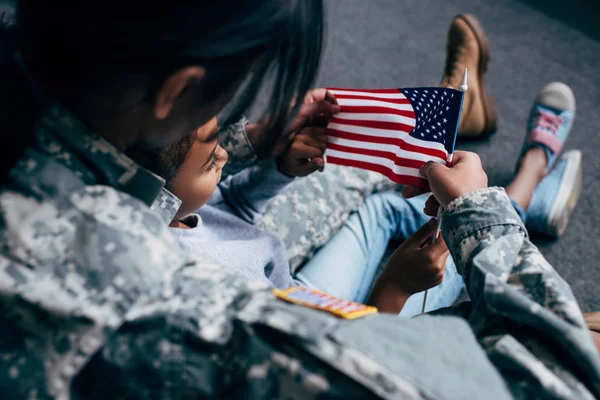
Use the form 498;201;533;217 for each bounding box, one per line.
169;117;228;221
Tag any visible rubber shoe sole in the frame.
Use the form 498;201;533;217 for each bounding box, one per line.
547;150;582;237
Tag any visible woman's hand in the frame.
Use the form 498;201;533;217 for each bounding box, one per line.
277;127;328;177
368;219;449;313
402;151;488;217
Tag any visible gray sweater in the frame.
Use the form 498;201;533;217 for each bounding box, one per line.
170;162;298;288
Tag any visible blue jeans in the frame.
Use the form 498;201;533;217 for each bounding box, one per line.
295;192;527;317
295;192;467;317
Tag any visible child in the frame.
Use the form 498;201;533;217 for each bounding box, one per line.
134;106;449;314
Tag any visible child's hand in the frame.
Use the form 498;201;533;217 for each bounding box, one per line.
383;219;449;294
277;127;328;177
286;88;340;133
367;219;449;313
245;88;339;159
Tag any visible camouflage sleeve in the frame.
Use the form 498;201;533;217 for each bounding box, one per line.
442;187;600;398
219;117;259;178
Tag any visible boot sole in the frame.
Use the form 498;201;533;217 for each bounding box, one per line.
547;150;582;237
456;14;497;138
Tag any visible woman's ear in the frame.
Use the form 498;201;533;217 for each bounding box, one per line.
154;66;206;120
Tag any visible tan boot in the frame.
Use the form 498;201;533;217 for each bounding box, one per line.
440;14;497;139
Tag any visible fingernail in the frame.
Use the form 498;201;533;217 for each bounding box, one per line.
315;159;325;167
331;105;341;113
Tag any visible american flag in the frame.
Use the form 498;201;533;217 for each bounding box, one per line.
326;87;464;187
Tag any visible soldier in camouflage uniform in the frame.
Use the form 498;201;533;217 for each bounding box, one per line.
2;106;600;398
1;2;600;399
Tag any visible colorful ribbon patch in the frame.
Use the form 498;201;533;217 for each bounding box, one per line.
273;287;378;320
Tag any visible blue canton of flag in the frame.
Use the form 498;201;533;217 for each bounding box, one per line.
400;87;463;155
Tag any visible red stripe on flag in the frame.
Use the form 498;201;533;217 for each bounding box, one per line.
328;88;402;94
327;129;447;160
326;156;427;188
339;106;416;118
331;117;415;133
327;143;427;169
333;94;410;104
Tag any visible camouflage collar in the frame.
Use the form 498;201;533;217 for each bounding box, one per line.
40;105;169;208
150;187;182;224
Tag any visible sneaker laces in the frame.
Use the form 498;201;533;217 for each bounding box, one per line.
533;109;562;135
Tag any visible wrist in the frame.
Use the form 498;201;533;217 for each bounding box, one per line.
275;156;295;178
368;275;411;314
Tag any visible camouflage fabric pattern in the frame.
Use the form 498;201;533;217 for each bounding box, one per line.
2;107;599;399
150;187;182;225
442;187;600;399
219;116;258;178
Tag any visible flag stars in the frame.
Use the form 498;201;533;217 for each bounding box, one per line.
446;106;450;111
443;118;447;123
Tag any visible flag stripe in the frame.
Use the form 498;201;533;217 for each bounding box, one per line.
326;149;424;177
328;88;404;95
327;136;445;163
337;98;413;111
331;116;415;134
327;142;428;169
327;129;447;160
333;94;411;104
327;123;447;154
325;156;428;188
337;106;416;118
334;112;416;126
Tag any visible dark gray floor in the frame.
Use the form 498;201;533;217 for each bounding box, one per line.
318;0;600;311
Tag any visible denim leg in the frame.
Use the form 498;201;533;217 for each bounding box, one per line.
510;199;527;223
295;192;428;303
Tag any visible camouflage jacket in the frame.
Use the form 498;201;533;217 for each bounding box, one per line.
1;106;600;399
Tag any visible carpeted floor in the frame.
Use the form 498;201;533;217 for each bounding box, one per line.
319;0;600;311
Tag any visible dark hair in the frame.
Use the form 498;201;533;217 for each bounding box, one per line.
129;134;195;188
1;0;324;178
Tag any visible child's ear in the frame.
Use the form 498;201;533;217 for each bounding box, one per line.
154;66;206;120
